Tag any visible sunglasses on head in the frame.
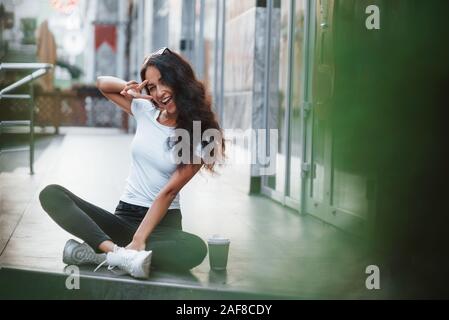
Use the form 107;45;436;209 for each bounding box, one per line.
143;47;172;64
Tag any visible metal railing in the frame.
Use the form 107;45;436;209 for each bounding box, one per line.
0;63;53;174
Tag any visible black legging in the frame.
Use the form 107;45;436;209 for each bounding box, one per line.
39;184;207;271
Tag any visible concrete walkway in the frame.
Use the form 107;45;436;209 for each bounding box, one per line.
0;128;380;299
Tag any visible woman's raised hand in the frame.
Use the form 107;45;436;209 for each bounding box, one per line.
120;80;152;100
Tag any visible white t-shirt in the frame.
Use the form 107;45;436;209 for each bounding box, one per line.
119;98;180;209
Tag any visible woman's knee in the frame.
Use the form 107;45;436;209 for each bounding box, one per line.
39;184;66;209
151;233;207;271
182;233;208;268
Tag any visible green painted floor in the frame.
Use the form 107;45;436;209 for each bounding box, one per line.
0;128;383;299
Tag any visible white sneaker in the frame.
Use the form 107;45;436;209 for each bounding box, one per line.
100;246;152;279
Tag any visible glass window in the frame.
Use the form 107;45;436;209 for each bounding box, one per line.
168;0;182;51
265;0;290;195
288;0;306;200
203;0;217;93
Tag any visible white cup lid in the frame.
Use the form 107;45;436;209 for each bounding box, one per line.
207;234;230;245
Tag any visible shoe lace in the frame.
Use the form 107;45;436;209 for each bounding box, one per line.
93;244;119;273
93;245;134;274
93;259;107;273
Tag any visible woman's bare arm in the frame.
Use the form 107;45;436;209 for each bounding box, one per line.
126;164;203;251
96;76;134;114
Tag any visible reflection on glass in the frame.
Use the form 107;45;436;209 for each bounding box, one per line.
311;118;325;202
310;0;329;203
331;99;369;218
203;0;217;92
266;0;290;194
168;0;182;50
333;167;368;217
288;0;306;200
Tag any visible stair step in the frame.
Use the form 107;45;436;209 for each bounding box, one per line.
0;266;292;300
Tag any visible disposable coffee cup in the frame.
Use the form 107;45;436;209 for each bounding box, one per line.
207;235;230;271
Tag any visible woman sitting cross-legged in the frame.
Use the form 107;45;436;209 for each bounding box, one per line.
39;48;225;279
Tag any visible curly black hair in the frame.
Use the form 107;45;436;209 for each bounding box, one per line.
140;49;225;173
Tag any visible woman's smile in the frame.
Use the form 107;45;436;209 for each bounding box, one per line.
160;96;172;105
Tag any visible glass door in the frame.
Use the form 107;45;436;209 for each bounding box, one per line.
261;0;289;203
304;0;336;223
286;0;307;206
261;0;307;211
303;0;368;235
